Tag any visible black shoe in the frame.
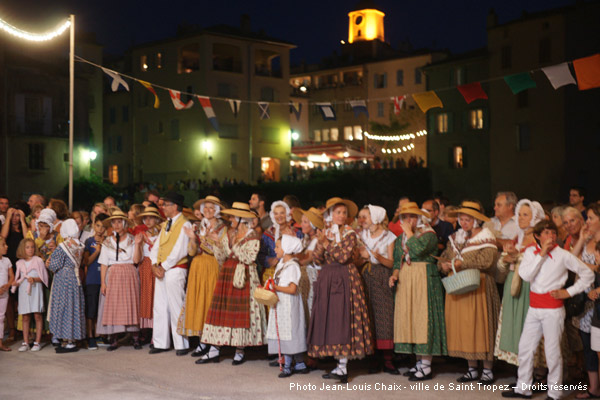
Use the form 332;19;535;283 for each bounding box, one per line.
368;366;381;374
409;372;432;381
322;372;348;384
195;355;220;364
191;346;210;357
56;346;79;353
133;341;142;350
107;344;119;352
501;389;531;399
269;359;281;367
149;343;155;350
232;354;246;365
279;370;293;378
383;366;400;375
176;349;190;356
148;347;170;354
294;367;310;374
457;370;479;383
403;370;415;377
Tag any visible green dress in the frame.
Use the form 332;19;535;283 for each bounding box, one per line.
393;231;447;356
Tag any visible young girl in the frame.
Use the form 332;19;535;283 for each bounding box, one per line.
0;237;14;351
267;235;308;378
12;238;48;352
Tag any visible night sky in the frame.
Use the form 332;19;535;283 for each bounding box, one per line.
0;0;578;64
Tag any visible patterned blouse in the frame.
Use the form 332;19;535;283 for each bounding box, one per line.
314;226;357;266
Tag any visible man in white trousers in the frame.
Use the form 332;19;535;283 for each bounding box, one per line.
503;220;594;400
149;192;191;356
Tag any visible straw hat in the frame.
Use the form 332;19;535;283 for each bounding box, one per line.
135;206;165;225
103;209;133;227
450;201;490;222
399;202;430;219
195;195;223;208
324;197;358;220
182;207;200;222
292;207;325;230
221;202;258;219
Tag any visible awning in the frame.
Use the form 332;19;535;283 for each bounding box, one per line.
292;143;374;161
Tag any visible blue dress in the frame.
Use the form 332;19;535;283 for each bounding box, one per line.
48;246;86;340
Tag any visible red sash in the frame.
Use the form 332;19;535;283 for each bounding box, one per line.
529;291;564;309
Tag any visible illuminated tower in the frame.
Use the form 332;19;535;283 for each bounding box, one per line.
348;1;385;44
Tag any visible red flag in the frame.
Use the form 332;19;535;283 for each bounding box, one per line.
573;54;600;91
457;82;488;104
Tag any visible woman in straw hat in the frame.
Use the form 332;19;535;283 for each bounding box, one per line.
258;200;302;285
357;204;398;375
494;200;547;378
198;202;266;365
132;206;164;344
96;210;141;351
307;197;373;383
389;202;447;381
438;201;500;384
177;196;227;358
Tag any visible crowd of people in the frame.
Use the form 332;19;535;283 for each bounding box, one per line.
0;187;598;399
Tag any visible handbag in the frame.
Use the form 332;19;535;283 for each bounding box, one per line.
232;263;246;289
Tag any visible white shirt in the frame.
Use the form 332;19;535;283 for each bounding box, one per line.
360;229;396;264
143;233;159;258
0;257;12;291
98;233;135;266
490;216;520;240
519;245;594;297
149;212;192;271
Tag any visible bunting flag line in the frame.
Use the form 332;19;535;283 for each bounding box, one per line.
457;82;488;104
573;54;600;91
168;90;194;110
392;95;405;115
258;102;270;120
504;73;537;94
228;99;241;117
101;67;129;92
541;63;576;90
289;102;302;121
412;91;443;113
317;102;336;121
139;80;160;108
349;100;369;118
197;96;219;131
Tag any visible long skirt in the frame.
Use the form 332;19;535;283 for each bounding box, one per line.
138;257;155;328
97;264;140;335
307;262;374;360
362;263;394;350
177;253;219;337
48;269;85;340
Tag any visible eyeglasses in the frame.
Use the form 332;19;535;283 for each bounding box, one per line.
163;202;175;207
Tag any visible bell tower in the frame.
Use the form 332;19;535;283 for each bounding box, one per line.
348;1;385;44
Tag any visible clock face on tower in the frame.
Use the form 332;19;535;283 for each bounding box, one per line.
355;15;363;25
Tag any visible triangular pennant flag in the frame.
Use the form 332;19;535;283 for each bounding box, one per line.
541;63;576;90
504;73;536;94
289;102;302;121
258;102;270;120
139;80;160;108
101;67;129;92
228;99;241;117
348;100;369;118
317;102;336;121
457;82;488;104
392;95;405;115
412;91;443;113
573;54;600;91
168;89;194;110
197;96;219;132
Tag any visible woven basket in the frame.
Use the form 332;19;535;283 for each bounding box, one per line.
442;259;480;295
253;279;279;307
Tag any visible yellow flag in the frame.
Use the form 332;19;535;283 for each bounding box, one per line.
412;91;443;113
139;80;160;109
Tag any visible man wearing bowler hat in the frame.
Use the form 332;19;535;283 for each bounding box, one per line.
149;192;191;355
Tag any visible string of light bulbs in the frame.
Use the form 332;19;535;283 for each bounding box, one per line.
364;130;427;142
0;16;71;42
382;143;415;154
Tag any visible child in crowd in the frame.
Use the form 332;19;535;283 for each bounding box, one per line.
83;214;108;350
267;235;308;378
28;204;44;233
0;237;14;351
12;238;48;352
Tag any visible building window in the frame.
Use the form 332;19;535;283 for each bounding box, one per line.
141;55;148;72
230;152;238;168
178;43;200;74
322;129;330;142
170;119;179;140
456;67;465;85
517;124;531;151
517;90;528;108
109;107;116;124
122;106;129;123
501;45;512;69
116;136;123;153
330;128;339;141
28;143;44;170
353;125;363;140
218;123;239;139
156;52;162;69
218;83;238;98
213;43;242;73
255;49;282;78
396;69;404;86
377;102;385;117
260;87;275;102
314;129;321;142
415;68;422;84
344;126;353;141
374;73;387;89
437;113;449;133
453;146;464;169
469;109;484;130
539;37;551;63
109;165;119;185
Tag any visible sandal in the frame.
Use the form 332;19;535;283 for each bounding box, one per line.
479;369;494;384
457;369;479;383
0;345;11;352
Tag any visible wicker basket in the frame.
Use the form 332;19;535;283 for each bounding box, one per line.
253;279;279;307
442;259;481;295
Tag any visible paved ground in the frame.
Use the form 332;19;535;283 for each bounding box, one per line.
0;341;587;399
